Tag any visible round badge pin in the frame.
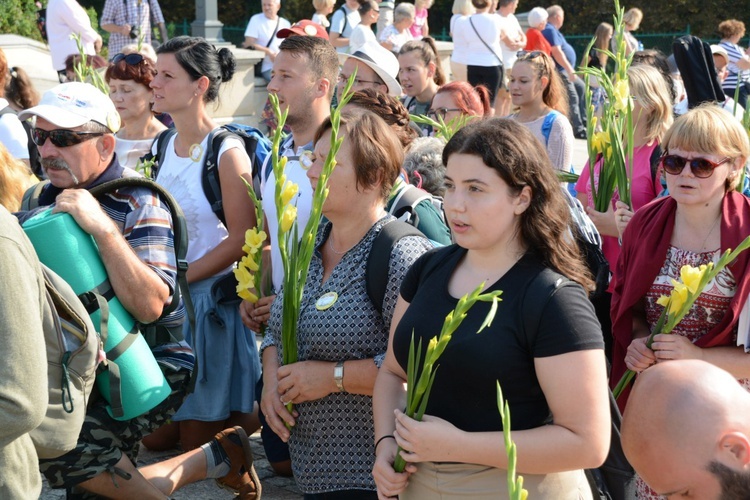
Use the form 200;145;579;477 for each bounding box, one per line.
315;291;338;311
300;150;314;170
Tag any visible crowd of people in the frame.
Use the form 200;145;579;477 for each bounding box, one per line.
3;1;750;499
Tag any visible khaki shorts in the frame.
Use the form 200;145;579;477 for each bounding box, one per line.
403;462;593;500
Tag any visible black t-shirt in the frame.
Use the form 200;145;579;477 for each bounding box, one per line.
394;245;604;433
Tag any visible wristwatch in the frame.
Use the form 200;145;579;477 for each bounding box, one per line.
334;361;345;392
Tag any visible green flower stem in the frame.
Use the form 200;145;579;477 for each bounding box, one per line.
269;73;358;428
497;382;527;500
614;234;750;400
393;284;502;472
410;114;475;142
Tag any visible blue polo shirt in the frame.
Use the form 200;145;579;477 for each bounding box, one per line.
542;23;577;71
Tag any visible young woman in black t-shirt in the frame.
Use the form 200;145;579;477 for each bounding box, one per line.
373;118;610;499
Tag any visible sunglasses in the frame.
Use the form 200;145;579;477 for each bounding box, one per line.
32;128;105;148
112;53;145;65
660;154;732;178
516;50;544;59
428;107;461;120
337;74;384;87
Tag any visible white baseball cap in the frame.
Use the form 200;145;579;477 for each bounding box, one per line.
19;82;121;133
338;41;403;97
710;44;730;65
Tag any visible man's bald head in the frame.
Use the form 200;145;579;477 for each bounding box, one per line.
621;360;750;498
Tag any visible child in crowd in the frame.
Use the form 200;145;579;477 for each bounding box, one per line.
312;0;334;28
409;0;433;39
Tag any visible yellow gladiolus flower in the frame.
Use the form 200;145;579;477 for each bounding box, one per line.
244;228;267;254
667;280;689;315
591;130;610;155
612;79;630;112
656;294;670;308
280;205;297;233
679;264;706;294
234;264;258;302
281;180;299;206
241;255;259;273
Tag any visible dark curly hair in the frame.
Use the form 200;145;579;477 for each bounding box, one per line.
347;88;419;148
443;118;594;290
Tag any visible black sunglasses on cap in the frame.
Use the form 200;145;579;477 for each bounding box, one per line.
660;154;732;178
516;50;544;59
112;53;145;65
32;128;105;148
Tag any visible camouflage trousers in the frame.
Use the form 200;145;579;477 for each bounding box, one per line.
39;364;191;494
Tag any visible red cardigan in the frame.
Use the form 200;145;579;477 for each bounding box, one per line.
610;191;750;408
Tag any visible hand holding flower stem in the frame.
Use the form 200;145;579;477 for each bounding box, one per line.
613;234;750;399
393;284;503;472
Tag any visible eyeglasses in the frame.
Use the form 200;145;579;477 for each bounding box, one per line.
660;154;732;178
428;107;462;120
112;53;145;65
32;128;105;148
337;74;384;87
516;50;544;60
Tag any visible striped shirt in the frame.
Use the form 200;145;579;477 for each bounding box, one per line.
719;40;750;90
35;161;184;330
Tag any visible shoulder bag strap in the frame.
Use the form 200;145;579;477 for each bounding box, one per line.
469;16;504;66
266;17;281;48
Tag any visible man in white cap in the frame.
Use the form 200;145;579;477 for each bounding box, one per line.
19;82;260;499
337;40;402;97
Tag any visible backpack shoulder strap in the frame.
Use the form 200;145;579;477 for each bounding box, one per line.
388;184;432;224
202;128;235;227
338;6;349;34
649;143;663;184
0;105;17;117
21;180;50;211
541;110;561;146
147;127;177;180
366;220;425;315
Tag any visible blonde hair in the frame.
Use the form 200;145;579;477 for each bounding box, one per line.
628;64;673;144
312;0;334;11
623;8;643;29
0;144;34;212
452;0;475;15
415;0;434;8
662;104;750;191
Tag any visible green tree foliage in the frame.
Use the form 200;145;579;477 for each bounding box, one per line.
1;0;44;42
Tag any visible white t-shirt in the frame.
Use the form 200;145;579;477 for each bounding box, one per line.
452;13;503;67
46;0;100;71
378;24;413;54
0;98;30;160
311;12;330;28
330;5;361;53
350;24;377;53
115;135;154;170
498;12;523;70
154;130;250;265
244;14;291;72
260;135;314;293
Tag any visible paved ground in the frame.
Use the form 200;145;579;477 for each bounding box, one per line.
40;430;302;499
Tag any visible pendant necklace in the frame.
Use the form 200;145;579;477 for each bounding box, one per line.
189;143;203;162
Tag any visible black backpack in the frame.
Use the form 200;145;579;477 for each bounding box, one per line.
387;183;446;228
673;35;726;109
144;125;272;226
0;106;43;178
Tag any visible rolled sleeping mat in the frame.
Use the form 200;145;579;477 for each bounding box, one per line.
22;208;171;421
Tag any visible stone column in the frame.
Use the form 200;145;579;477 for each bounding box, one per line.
192;0;224;42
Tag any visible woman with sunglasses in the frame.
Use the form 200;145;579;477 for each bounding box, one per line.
105;52;166;170
507;50;573;174
146;36;261;452
428;80;492;126
372;118;609;499
610;104;750;499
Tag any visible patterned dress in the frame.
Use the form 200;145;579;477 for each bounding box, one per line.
637;245;739;499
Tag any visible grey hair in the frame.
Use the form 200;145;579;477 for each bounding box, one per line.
80;120;113;134
394;2;416;24
403;136;446;196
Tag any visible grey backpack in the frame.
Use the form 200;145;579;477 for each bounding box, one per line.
31;265;102;459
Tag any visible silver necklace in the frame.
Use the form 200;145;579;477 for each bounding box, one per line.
328;234;349;256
